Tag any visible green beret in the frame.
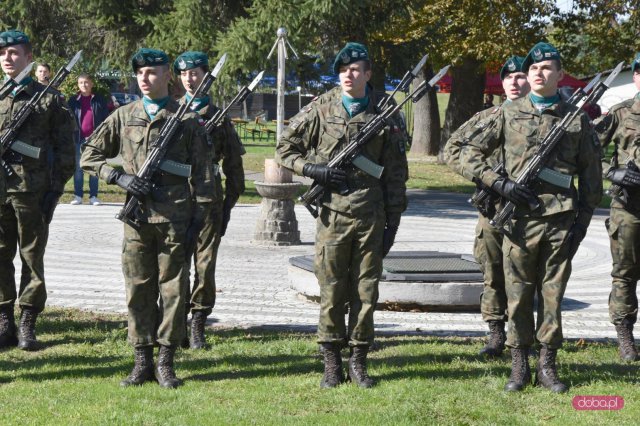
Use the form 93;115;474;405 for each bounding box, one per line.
130;48;169;72
333;42;370;75
173;51;209;74
500;56;525;80
0;30;29;48
522;42;561;72
632;52;640;73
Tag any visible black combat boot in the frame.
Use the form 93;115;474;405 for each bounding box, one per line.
348;345;375;388
0;305;18;349
120;346;155;387
535;345;568;393
615;319;639;362
17;308;39;351
319;343;344;388
504;348;531;392
479;320;506;357
190;311;208;349
155;345;182;389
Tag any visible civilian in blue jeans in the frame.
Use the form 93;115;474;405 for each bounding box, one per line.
68;73;110;205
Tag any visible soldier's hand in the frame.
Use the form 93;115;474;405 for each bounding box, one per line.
491;178;539;211
383;225;398;257
607;168;640;188
565;223;587;260
41;191;62;224
107;169;151;198
302;163;347;188
220;197;234;237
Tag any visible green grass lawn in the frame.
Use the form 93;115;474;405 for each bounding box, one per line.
0;307;637;424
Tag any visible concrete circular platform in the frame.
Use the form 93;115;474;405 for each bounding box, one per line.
288;251;484;312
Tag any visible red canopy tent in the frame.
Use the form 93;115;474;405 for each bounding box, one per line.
437;72;586;94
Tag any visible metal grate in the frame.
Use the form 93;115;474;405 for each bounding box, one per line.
383;256;480;273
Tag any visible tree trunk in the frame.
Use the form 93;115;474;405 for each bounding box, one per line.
438;57;485;163
410;65;441;156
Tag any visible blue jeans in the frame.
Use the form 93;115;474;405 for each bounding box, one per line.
74;139;99;198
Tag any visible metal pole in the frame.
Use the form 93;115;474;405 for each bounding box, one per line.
276;32;286;142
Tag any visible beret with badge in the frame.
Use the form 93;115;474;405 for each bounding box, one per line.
499;55;525;80
332;42;370;75
522;42;562;72
0;30;29;48
173;51;209;75
130;48;169;72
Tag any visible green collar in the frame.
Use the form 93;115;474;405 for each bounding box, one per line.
185;93;209;112
529;92;560;111
341;90;369;118
142;95;169;120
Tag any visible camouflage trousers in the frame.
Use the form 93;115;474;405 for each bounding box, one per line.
503;212;574;349
0;192;48;312
188;198;222;316
473;214;506;322
606;207;640;325
122;221;189;348
315;206;385;347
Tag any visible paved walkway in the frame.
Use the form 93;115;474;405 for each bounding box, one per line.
33;189;617;340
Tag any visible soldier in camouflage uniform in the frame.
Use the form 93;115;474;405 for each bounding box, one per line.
459;42;602;392
445;56;529;358
81;48;213;388
276;42;408;388
595;52;640;362
0;30;75;351
174;51;245;349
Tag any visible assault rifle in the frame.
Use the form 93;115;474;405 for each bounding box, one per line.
299;63;451;218
115;53;228;229
377;54;428;111
0;52;82;176
489;61;624;231
0;62;34;101
468;73;602;215
204;71;264;133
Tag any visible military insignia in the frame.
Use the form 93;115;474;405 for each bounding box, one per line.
340;52;349;64
533;48;543;61
135;57;145;66
508;61;516;71
146;103;159;115
348;103;361;116
7;37;13;44
178;59;187;70
290;119;301;130
197;117;205;126
398;138;406;154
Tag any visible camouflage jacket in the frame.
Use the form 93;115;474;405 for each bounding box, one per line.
459;96;603;228
595;95;640;210
80;99;213;223
0;79;75;193
191;100;245;205
445;104;503;181
276;91;408;226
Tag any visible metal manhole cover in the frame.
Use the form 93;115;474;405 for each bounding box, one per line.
383;256;479;273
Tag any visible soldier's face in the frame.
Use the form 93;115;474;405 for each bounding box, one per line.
136;65;170;99
0;44;32;79
180;67;206;96
35;65;50;83
527;60;564;97
78;77;93;96
633;71;640;91
502;72;530;101
339;61;371;98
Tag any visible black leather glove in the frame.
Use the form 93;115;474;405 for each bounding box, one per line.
220;197;234;237
302;163;347;188
491;177;540;211
106;169;151;198
565;223;587;260
607;168;640;188
41;191;61;224
382;225;398;257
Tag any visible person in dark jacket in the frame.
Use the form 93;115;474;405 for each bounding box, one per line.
68;73;110;205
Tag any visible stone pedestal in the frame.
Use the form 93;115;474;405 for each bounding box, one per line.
253;159;302;246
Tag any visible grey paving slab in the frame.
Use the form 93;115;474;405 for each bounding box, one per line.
16;189;618;340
